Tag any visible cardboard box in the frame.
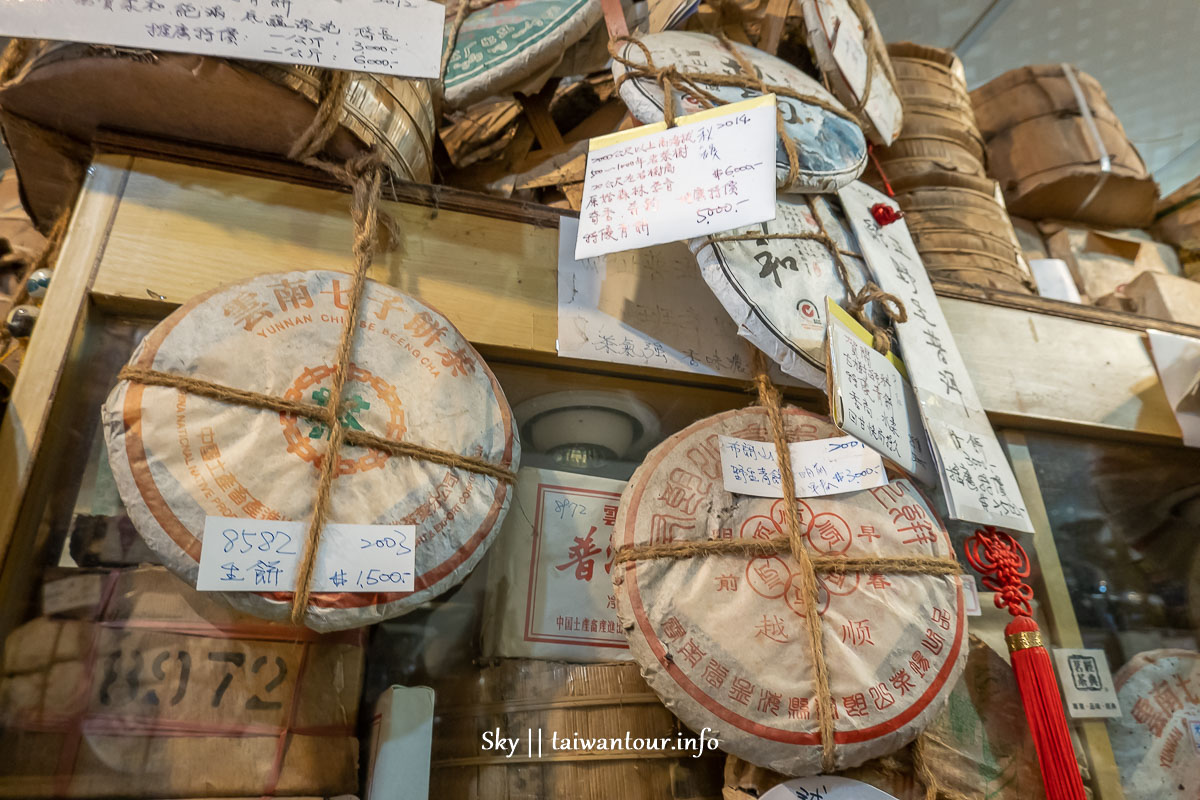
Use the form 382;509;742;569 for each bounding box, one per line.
1044;224;1181;302
1154;174;1200;251
1124;271;1200;327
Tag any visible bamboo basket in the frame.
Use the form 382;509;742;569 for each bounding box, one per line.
0;42;434;227
893;173;1035;294
865;43;986;191
430;659;723;800
970;64;1157;228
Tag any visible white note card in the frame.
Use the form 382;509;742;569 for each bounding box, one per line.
837;181;1032;533
197;517;415;593
962;574;981;616
719;434;887;499
0;0;444;78
575;94;777;259
1054;648;1122;719
826;299;937;486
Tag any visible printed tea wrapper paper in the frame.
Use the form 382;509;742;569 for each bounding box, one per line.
611;31;867;193
1109;649;1200;800
482;466;631;662
575;94;777;259
613;407;967;775
690;194;877;388
0;0;445;78
103;270;519;632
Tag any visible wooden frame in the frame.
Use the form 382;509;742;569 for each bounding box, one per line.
0;140;1189;797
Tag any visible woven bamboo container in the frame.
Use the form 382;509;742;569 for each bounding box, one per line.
970;64;1157;228
0;42;435;227
430;660;723;800
865;42;986;190
894;173;1035;294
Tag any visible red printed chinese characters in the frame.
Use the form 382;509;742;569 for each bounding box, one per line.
612;407;966;775
1110;649;1200;800
103;270;518;631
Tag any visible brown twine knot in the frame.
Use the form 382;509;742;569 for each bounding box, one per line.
845;281;908;355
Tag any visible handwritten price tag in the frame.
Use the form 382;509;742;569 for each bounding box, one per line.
574;94;777;259
0;0;444;79
719;434;888;499
196;517;415;593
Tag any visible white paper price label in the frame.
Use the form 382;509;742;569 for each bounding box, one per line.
575;94;777;259
197;516;415;593
1054;648;1121;719
0;0;445;78
719;434;887;499
825;298;936;486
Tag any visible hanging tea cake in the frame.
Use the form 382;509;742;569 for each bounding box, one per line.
611;31;867;192
798;0;902;145
102;270;519;631
612;407;967;775
690;194;877;387
441;0;604;110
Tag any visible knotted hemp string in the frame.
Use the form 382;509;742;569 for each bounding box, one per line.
841;0;899;119
607;33;859;190
439;0;504;81
707;197;908;354
614;349;960;772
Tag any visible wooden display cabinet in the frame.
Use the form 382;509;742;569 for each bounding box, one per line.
5;137;1198;799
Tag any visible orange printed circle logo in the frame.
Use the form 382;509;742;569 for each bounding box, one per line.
280;363;406;475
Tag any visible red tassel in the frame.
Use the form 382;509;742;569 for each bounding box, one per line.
965;528;1086;800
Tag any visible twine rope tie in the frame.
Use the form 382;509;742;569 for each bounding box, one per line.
439;0;503;81
613;349;961;774
606;34;859;188
120;152;515;624
706;197;907;354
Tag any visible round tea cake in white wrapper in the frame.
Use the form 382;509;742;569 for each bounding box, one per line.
1110;649;1200;799
611;32;867;193
102;270;519;632
612;407;967;775
442;0;604;110
799;0;902;145
689;194;878;387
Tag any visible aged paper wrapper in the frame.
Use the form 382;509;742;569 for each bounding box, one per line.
1109;649;1200;800
690;194;877;387
613;407;966;775
612;31;867;193
482;466;632;662
103;270;519;631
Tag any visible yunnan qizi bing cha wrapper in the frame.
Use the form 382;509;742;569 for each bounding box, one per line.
102;270;519;631
612;407;966;775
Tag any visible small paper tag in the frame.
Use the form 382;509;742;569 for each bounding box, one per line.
825;298;937;486
197;517;415;593
961;574;981;616
1053;648;1121;719
719;434;887;499
575;94;777;259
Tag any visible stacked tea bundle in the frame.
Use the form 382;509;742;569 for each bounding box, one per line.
866;43;1035;295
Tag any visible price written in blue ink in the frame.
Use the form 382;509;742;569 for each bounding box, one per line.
196;517;416;593
718;434;889;499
